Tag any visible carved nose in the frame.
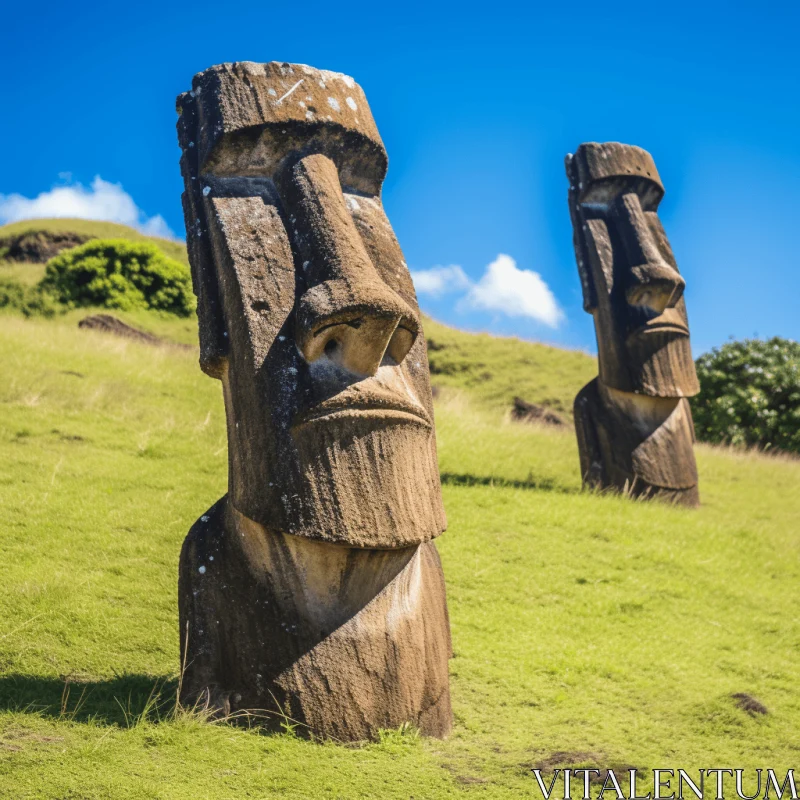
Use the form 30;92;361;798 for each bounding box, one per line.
277;153;418;378
625;263;685;315
613;192;685;315
295;279;417;377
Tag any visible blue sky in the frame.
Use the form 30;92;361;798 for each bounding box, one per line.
1;1;798;354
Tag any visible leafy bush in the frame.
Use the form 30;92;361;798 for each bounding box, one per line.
0;277;59;317
693;337;800;454
41;239;194;317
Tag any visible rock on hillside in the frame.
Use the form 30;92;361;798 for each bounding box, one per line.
0;230;93;263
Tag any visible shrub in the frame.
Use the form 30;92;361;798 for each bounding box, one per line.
693;337;800;454
41;239;194;317
0;277;59;317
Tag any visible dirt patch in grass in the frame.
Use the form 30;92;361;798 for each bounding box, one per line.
79;314;192;350
526;752;643;785
0;230;92;263
511;397;568;428
732;693;768;715
0;728;64;752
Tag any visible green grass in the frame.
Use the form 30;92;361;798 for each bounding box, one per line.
0;218;188;264
0;314;798;798
0;262;46;287
424;316;595;416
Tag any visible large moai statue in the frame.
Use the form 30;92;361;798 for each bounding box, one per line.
565;143;700;507
175;62;452;740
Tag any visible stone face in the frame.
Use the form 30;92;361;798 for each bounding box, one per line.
175;62;451;739
566;142;700;506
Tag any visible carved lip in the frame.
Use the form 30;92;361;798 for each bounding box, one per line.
291;385;432;430
629;309;689;340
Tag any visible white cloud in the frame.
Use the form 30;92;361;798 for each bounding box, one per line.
462;253;564;328
410;264;472;297
0;176;176;240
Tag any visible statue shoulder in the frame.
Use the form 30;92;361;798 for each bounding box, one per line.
574;377;600;418
182;496;229;563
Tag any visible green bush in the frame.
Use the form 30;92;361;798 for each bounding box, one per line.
41;239;194;317
0;277;58;317
693;337;800;454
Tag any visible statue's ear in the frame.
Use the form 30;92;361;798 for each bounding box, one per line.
565;153;598;312
177;92;229;379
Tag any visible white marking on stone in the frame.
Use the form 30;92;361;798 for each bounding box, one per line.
209;555;214;561
278;335;286;341
268;88;277;97
298;101;306;108
275;79;304;105
201;515;210;522
346;197;360;212
198;565;206;574
202;186;211;196
346;97;357;111
305;111;315;120
327;96;341;112
341;75;355;88
302;261;310;270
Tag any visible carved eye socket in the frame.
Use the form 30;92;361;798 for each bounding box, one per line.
387;325;416;364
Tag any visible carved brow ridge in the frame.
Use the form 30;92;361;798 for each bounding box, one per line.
313;318;364;336
312;319;416;338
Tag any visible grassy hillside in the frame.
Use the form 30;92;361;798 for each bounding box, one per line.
424;316;594;417
0;218;188;265
0;313;798;799
0;217;588;417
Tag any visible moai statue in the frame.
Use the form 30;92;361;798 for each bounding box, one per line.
175;62;452;740
565;143;700;507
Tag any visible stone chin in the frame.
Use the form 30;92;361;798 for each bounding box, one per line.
618;330;699;398
598;304;700;398
227;407;446;550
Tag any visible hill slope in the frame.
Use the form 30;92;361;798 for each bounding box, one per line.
424;315;594;417
0;218;188;265
0;313;797;799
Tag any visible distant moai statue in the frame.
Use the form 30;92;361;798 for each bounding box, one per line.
565;143;700;507
175;62;452;740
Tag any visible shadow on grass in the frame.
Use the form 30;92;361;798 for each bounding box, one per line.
0;673;177;726
440;472;577;494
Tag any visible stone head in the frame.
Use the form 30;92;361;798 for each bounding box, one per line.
566;142;699;397
176;62;445;548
